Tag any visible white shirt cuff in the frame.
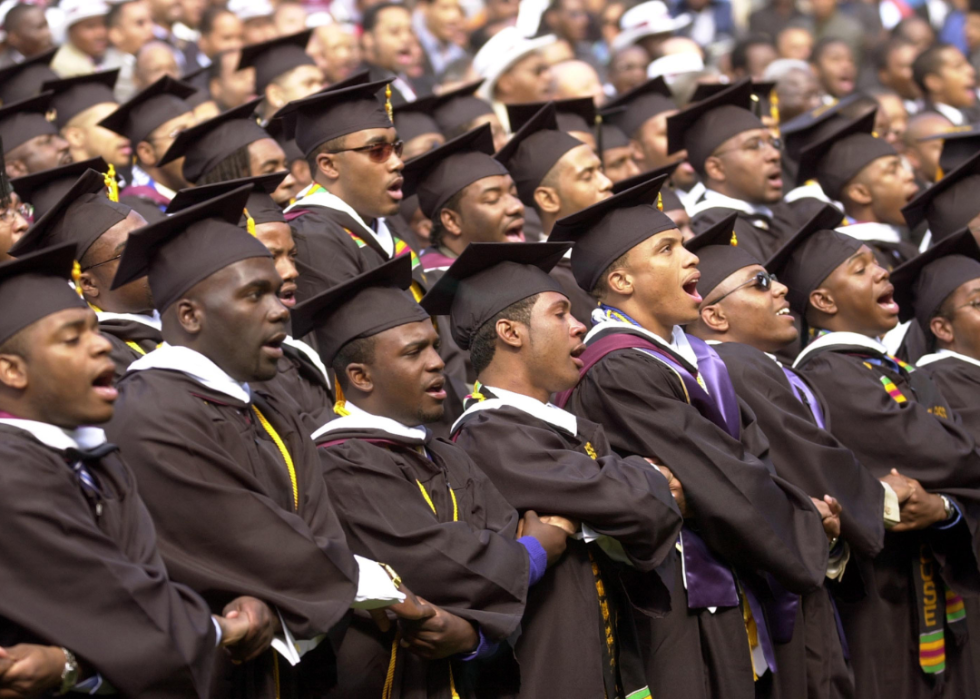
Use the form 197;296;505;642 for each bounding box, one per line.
212;616;223;647
882;481;901;527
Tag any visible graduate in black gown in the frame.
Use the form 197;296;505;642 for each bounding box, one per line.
423;242;684;699
0;245;276;698
902;148;980;249
548;175;830;699
291;256;569;698
685;207;900;699
7;167;160;380
165;174;334;433
103;186;426;699
768;221;980;699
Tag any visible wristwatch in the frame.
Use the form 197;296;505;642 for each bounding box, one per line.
940;495;954;520
56;647;79;695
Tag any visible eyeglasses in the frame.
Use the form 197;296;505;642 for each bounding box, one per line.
326;140;404;163
706;271;777;305
714;136;782;157
80;253;123;272
0;203;31;223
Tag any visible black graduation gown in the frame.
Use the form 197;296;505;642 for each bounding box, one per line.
690;204;795;261
566;328;829;699
253;341;335;435
794;339;980;699
451;397;683;699
106;369;361;699
0;424;216;698
715;341;889;699
97;316;162;382
314;418;529;699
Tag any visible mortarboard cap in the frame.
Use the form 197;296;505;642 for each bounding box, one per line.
431;80;494;136
0;92;58;152
891;229;980;332
494;103;585;206
666;78;766;171
165;172;286;227
420;242;569;350
599;121;631;151
98;75;196;145
237;30;317;95
795;110;896;200
610;163;685;213
291;255;428;361
690;80;778;124
507;97;597;136
157;97;267;183
11;157;108;219
392;94;441;143
111;185;272;311
550;173;677;292
264;116;303;164
779;93;868;163
275;77;393;157
0;243;86;346
902;149;980;243
42;70;119;129
402;124;508;220
919;124;980;176
0;48;58;106
765;203;858;315
602;77;675;139
9;169;131;259
683;212;761;299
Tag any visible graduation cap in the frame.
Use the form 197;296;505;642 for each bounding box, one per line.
795;110;896;200
291;255;428;361
392;94;441;143
890;229;980;333
42;69;119;129
612;162;679;194
683;212;760;299
602;77;675;138
402;124;508;220
507;97;597;136
431;80;494;136
264;116;303;164
179;65;213;108
494;103;585;207
0;47;58;106
98;76;196;145
420;242;569;350
919;124;980;177
0;243;86;346
779;93;868;163
666;78;766;171
690;80;778;125
599;121;631;152
275;77;393;157
549;173;677;292
0;92;59;152
237;30;317;95
8;169;132;259
156;97;267;183
165;172;287;228
765;203;857;315
11;157;108;219
111;185;272;312
902;149;980;243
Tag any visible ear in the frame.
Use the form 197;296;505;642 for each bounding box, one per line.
700;302;729;333
361;32;376;61
107;26;122;49
533;185;561;215
174;297;204;335
265;83;284;111
315;151;340;181
702;155;725;183
0;352;28;391
930;315;955;344
628;139;644;164
494;317;526;350
440;207;464;237
923;72;943;98
345;362;374;394
844;181;872;206
135;140;158;168
6;160;27;178
606;266;634;297
61;126;85;151
77;270;100;301
809;287;837;316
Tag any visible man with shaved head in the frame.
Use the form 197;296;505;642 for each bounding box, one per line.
551;59;605;105
902;111;954;187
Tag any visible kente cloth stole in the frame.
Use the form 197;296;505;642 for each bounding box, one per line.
913;543;968;679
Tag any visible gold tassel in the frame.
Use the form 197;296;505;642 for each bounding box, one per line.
730;230;738;247
104;164;119;202
385;83;393;123
244;208;257;236
333;382;350;417
71;260;84;297
936;165;944;181
656;191;663;211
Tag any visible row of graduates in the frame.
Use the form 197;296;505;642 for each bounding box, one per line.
1;57;980;699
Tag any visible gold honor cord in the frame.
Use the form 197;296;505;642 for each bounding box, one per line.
252;406;299;510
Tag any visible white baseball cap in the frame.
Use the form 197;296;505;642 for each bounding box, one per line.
228;0;274;22
647;52;704;82
612;1;691;54
60;0;110;27
473;26;556;101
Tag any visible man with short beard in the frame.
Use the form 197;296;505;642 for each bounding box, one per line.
771;219;980;699
105;185;431;699
0;93;73;178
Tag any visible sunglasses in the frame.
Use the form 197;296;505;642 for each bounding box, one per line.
327;140;404;163
707;271;777;305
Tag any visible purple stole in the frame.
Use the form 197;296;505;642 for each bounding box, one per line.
419;247;457;273
782;367;827;430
